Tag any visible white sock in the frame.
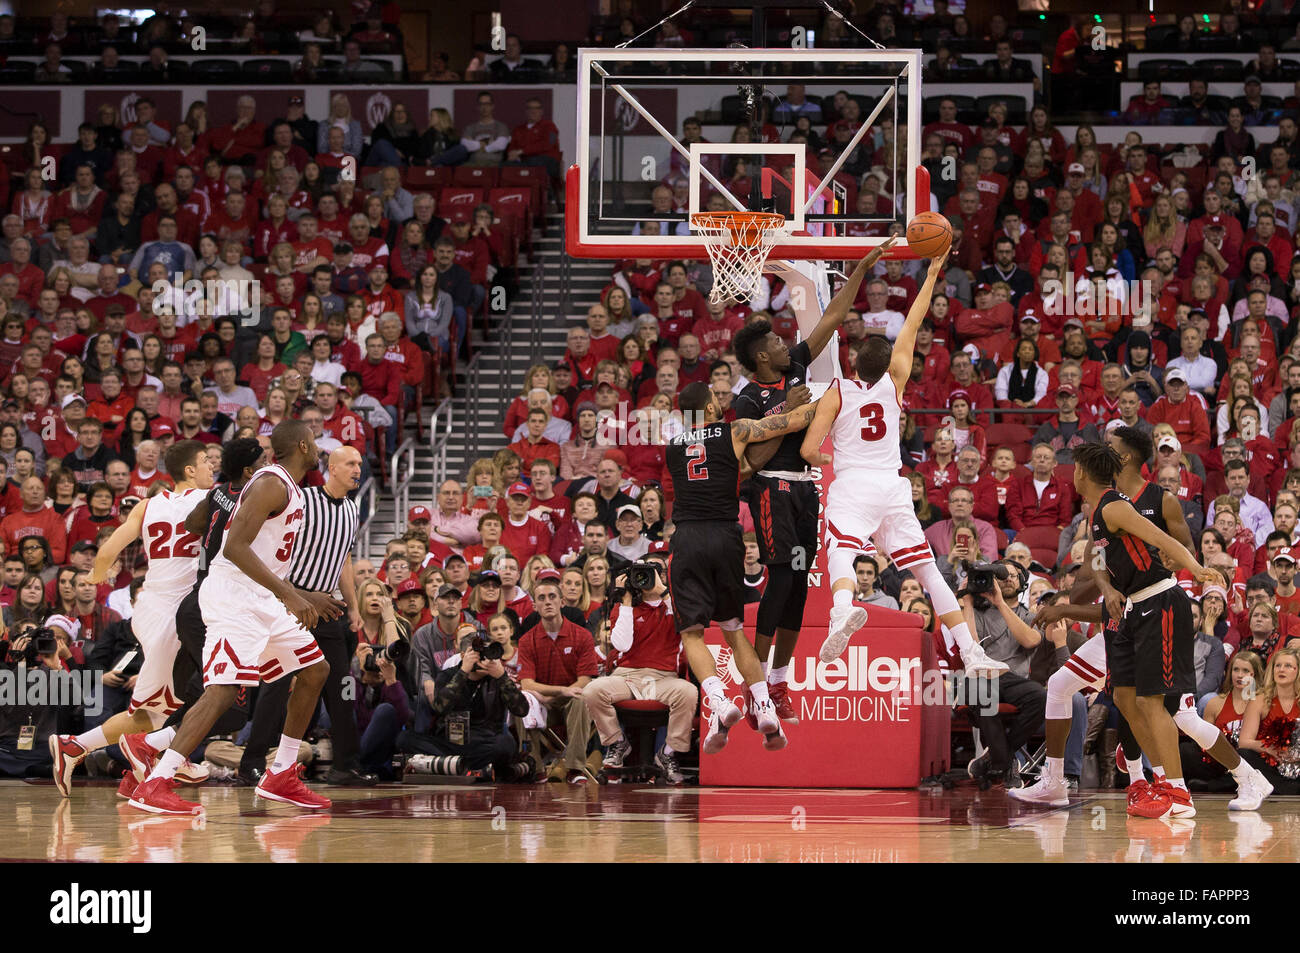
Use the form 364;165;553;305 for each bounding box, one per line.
759;661;769;678
148;748;185;782
271;734;301;773
769;664;789;686
701;676;728;710
949;621;975;653
1228;758;1250;779
145;726;177;751
1167;777;1187;791
1045;756;1065;782
661;742;673;755
750;681;770;705
73;726;108;752
1151;764;1166;781
1125;755;1145;784
832;589;852;608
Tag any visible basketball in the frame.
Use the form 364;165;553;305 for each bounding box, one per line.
906;212;953;260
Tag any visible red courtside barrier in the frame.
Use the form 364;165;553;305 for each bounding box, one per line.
699;455;951;788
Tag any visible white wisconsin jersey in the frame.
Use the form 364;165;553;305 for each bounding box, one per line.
828;375;902;472
140;487;207;598
208;464;305;587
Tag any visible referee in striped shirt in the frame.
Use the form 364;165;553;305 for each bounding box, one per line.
238;446;373;786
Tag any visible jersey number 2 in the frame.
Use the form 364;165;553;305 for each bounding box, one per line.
859;403;886;442
147;522;199;559
686;443;708;481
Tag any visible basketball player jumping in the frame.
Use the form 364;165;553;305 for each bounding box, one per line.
128;421;345;815
1010;428;1273;814
666;381;818;752
49;440;215;798
732;236;899;721
1028;441;1237;819
799;248;1007;677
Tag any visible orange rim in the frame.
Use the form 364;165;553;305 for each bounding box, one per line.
689;211;786;247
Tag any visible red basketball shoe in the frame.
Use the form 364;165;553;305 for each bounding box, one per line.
48;734;87;798
116;770;138;800
256;764;332;810
1155;780;1196;819
120;732;160;782
768;682;799;723
129;777;204;816
1126;779;1173;819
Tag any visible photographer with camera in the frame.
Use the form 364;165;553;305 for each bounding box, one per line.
958;559;1050;786
0;621;79;778
396;615;530;781
583;548;696;783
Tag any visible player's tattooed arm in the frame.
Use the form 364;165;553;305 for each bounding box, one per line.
805;237;898;359
731;401;818;449
800;382;841;466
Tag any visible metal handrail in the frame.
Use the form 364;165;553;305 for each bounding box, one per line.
389;437;417;534
352;476;379;560
429;397;453;494
466;352;483;461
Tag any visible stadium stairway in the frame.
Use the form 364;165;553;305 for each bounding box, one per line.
363;208;611;554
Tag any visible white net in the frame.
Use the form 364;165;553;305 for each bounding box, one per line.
689;212;787;305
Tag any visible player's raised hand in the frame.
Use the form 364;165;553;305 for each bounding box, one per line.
927;247;950;276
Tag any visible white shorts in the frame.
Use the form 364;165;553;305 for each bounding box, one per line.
1060;628;1107;694
200;577;322;687
824;472;933;571
126;589;184;717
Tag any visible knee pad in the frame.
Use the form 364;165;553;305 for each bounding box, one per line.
1045;665;1089;720
1172;702;1220;750
909;561;959;618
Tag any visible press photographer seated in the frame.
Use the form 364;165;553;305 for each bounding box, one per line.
958;559;1050;786
582;550;696;784
396;611;529;781
0;621;80;779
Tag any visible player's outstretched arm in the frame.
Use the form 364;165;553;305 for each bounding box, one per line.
800;383;841;466
87;499;149;585
805;236;898;359
889;248;949;394
1102;498;1217;584
731;401;818;455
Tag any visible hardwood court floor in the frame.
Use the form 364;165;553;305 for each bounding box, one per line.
3;779;1297;862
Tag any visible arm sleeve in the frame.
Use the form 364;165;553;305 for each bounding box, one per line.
610;603;634;653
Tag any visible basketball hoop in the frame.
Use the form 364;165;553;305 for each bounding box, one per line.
689;211;787;304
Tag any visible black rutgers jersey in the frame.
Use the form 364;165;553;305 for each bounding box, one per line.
1131;481;1169;533
666;424;740;522
194;480;241;583
1090;487;1170;595
733;340;811;472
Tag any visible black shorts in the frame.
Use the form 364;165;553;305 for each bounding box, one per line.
1115;586;1195;697
668;520;745;630
171;586;208;706
748;475;819;566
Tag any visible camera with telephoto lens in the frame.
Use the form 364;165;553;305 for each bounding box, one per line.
362;638;410;673
963;560;1010;598
4;625;58;665
469;634;505;662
